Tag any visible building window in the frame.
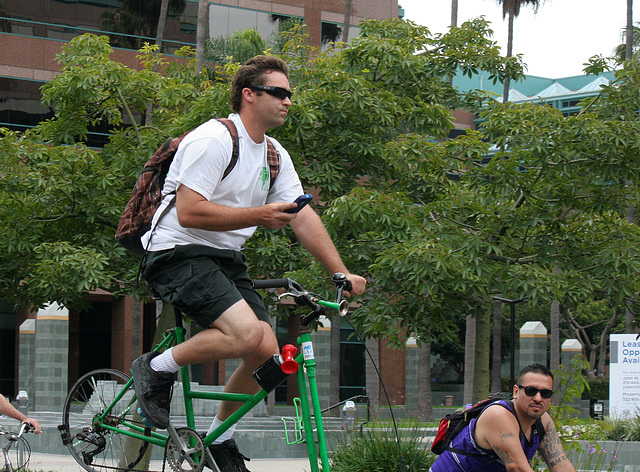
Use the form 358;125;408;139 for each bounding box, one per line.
340;318;365;401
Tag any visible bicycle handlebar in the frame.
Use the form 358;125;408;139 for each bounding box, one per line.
18;423;33;436
0;422;33;441
252;274;351;319
252;278;300;291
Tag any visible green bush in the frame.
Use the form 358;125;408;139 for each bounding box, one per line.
603;415;630;441
328;422;435;472
623;414;640;441
501;376;514;394
581;378;609;400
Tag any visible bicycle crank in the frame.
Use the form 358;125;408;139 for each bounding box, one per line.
165;426;205;472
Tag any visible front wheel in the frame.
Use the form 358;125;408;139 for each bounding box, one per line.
61;369;152;472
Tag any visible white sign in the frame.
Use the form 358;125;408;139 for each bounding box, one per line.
610;333;640;418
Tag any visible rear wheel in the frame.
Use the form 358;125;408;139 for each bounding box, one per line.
61;369;153;472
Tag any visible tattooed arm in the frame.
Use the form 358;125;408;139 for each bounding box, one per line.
474;405;536;472
537;414;576;472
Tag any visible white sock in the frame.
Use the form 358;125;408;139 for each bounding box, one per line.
207;417;236;444
150;347;181;373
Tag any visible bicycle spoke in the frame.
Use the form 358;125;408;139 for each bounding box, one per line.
62;369;152;472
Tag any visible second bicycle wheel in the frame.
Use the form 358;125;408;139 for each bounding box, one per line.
61;369;154;472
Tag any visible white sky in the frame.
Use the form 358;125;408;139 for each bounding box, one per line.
400;0;636;78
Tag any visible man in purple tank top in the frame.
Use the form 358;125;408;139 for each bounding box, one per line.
431;364;576;472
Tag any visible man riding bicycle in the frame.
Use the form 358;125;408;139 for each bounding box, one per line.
131;55;366;472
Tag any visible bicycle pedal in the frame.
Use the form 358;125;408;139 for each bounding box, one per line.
137;408;154;428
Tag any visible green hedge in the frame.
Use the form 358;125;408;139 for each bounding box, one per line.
581;378;609;400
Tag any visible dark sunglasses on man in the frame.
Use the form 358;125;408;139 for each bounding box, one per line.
518;385;554;399
248;85;292;100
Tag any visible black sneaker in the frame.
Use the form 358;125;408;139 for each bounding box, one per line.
207;439;251;472
131;352;174;429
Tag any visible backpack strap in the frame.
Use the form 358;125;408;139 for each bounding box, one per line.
445;400;514;458
216;118;240;180
140;119;238;261
145;118;278;254
265;138;279;188
217;117;279;189
506;400;546;444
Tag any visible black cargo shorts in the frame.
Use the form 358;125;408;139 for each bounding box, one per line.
141;245;269;328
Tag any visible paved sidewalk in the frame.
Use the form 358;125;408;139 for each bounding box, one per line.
29;453;316;472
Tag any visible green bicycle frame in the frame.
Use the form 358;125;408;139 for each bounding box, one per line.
91;301;339;472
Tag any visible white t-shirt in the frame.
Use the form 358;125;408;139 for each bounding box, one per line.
141;113;303;251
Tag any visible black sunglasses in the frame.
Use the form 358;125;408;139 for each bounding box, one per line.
248;85;292;100
518;385;554;399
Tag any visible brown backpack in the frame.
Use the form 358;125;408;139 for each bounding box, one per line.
115;118;279;256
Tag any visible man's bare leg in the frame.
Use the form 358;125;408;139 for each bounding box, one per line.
216;321;279;420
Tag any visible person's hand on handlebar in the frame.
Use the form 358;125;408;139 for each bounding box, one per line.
344;273;366;297
21;418;41;434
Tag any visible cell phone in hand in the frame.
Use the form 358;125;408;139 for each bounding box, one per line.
283;194;313;213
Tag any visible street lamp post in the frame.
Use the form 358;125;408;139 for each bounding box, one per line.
493;296;528;390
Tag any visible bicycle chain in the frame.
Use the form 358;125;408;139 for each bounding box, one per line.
71;415;172;472
165;427;205;472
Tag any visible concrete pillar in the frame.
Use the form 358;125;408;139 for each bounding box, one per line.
35;303;69;411
365;337;380;416
561;338;582;366
405;336;419;410
18;319;36;410
519;322;547;371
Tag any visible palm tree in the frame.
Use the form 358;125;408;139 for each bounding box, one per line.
196;0;207;72
156;0;169;51
614;25;640;60
497;0;544;103
451;0;458;27
206;28;266;65
626;0;634;61
342;0;353;42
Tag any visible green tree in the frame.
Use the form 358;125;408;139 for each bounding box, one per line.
561;299;626;373
205;28;266;65
2;19;640;410
0;35;216;309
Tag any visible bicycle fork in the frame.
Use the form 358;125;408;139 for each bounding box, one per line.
2;434;18;472
296;328;330;472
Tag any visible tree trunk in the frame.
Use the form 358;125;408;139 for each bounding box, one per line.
417;342;433;421
550;266;561;372
451;0;458;27
473;307;491;403
120;302;176;471
446;0;458;87
156;0;169;52
626;0;637;333
196;0;208;72
490;299;502;393
463;314;476;405
598;307;620;375
502;12;514;103
550;299;560;372
626;0;634;61
342;0;352;43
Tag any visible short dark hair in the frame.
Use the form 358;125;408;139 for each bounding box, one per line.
230;55;290;113
517;363;554;384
